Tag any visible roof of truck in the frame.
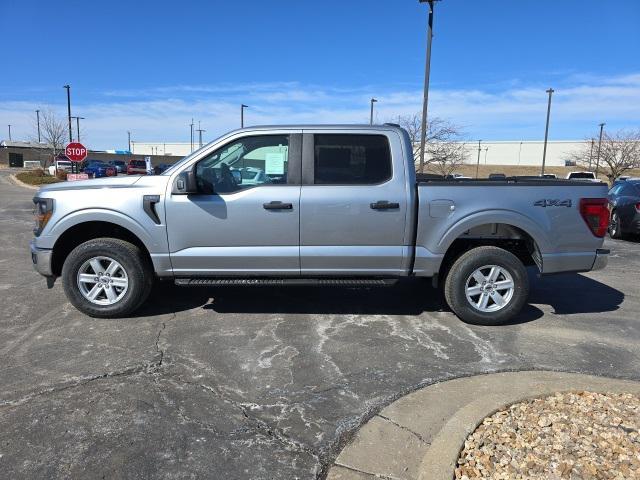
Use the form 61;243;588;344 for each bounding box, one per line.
232;123;405;132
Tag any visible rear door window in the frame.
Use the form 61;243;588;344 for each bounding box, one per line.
313;134;392;185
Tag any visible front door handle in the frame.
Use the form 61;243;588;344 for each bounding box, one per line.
370;200;400;210
263;201;293;210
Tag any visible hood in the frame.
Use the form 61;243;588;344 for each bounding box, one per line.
37;175;168;194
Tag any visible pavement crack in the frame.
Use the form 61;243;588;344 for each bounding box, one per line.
154;320;168;366
377;413;430;445
331;463;395;479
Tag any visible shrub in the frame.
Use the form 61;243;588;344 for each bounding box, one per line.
56;169;68;181
32;168;45;177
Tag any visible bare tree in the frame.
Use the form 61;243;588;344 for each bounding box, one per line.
569;129;640;182
32;109;67;168
395;113;467;174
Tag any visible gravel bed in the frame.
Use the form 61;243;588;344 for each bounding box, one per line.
455;391;640;479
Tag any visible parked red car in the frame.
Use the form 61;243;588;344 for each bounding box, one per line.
127;160;148;175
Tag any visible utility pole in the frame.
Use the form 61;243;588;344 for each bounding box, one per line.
190;118;194;153
587;138;595;170
541;88;554;176
127;131;131;152
36;110;41;143
595;123;605;178
484;147;489;164
196;120;206;147
369;98;377;125
241;104;248;128
475;140;482;178
63;85;72;143
71;116;85;142
7;125;11;141
418;0;437;174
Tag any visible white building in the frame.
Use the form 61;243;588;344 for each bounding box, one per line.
132;139;590;167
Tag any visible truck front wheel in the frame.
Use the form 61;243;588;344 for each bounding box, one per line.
444;246;529;325
61;238;154;318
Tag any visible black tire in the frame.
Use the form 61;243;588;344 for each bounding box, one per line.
609;211;624;239
444;246;529;326
61;238;154;318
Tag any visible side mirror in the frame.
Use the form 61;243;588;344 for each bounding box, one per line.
172;168;199;194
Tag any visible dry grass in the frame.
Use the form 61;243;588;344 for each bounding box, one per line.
15;170;62;185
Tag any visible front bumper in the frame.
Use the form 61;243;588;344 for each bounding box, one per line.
30;239;54;277
591;248;609;271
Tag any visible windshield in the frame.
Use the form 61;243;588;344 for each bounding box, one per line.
570;172;595;179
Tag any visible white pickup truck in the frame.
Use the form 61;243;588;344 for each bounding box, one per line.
47;159;73;176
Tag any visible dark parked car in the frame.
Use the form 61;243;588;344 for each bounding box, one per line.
153;163;172;175
108;160;127;173
608;179;640;238
82;160;117;178
127;159;148;175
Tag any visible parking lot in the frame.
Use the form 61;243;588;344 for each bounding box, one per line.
1;168;639;479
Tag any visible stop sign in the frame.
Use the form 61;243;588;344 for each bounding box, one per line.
65;142;88;162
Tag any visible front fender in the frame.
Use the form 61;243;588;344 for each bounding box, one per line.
40;208;163;253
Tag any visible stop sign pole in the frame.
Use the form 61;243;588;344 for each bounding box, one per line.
65;142;88;173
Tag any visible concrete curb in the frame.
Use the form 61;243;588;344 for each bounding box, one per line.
326;371;640;480
8;174;39;191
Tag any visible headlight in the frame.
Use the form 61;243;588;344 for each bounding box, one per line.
33;197;54;236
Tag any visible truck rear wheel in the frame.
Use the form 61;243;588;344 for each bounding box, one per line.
444;246;529;325
61;238;154;318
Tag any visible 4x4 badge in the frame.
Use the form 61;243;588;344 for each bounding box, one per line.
534;199;572;208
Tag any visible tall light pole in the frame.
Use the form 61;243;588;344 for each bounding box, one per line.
190;118;194;152
369;98;377;125
541;87;554;175
71;116;85;142
475;140;482;178
196;120;206;147
418;0;438;174
7;125;11;141
241;104;248;128
587;138;594;170
595;123;605;178
36;110;41;143
127;131;131;152
63;85;72;143
484;147;489;164
517;141;523;165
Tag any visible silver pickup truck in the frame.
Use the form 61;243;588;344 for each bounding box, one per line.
30;124;610;325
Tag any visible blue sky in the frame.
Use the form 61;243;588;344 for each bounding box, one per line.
1;0;639;149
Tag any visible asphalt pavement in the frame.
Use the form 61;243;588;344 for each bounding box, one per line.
1;168;639;479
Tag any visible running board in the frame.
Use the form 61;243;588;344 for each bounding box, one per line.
174;278;398;287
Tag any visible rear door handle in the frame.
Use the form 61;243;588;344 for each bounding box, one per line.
263;201;293;210
370;200;400;210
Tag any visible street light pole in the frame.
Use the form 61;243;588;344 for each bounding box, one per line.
7;125;11;141
36;110;41;143
190;119;194;153
517;141;523;165
541;88;554;176
595;123;605;178
369;98;377;125
127;131;131;152
241;104;248;128
484;147;489;164
71;116;85;142
418;0;437;174
588;138;594;170
475;140;482;178
63;85;72;143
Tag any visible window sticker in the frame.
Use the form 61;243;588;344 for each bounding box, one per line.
265;152;285;175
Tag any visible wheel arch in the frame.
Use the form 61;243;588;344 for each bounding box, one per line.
51;220;153;277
